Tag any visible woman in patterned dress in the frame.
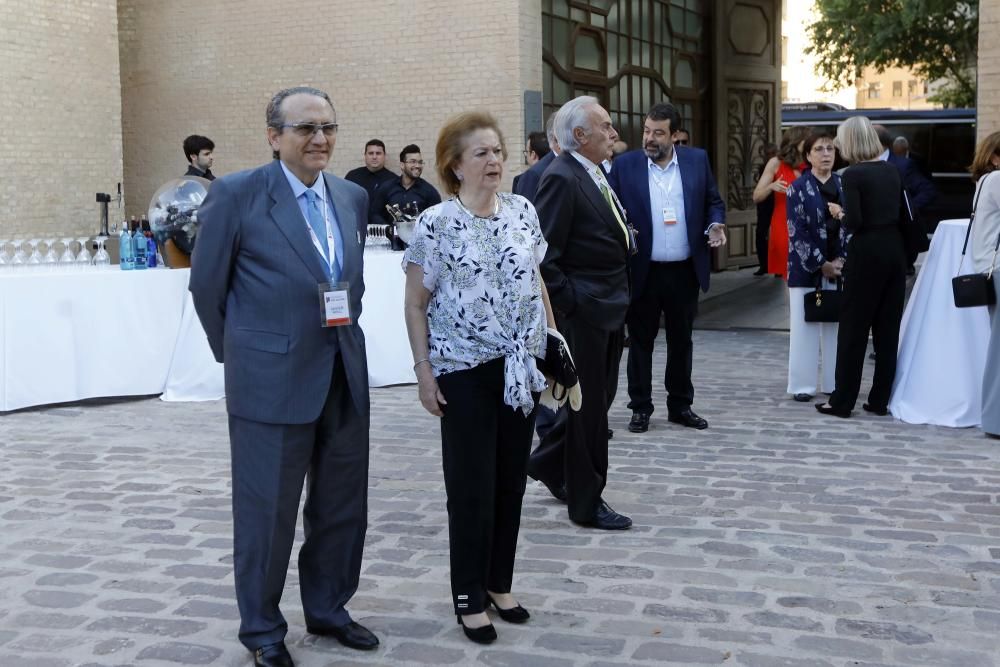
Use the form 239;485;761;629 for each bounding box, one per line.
753;126;811;279
785;130;849;402
402;111;556;644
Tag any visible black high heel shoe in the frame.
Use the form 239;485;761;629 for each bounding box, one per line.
486;594;531;624
457;615;497;644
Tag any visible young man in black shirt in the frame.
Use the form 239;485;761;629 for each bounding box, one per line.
371;144;441;249
183;135;216;180
345;139;397;201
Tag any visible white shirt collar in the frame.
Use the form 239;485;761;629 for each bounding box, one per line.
279;161;327;201
878;148;890;162
570;151;603;178
648;150;679;172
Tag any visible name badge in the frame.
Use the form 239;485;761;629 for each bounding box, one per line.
319;282;352;327
662;206;677;225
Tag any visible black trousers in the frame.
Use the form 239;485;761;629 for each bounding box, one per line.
626;259;700;415
528;316;623;523
437;358;537;615
228;356;369;650
829;228;906;412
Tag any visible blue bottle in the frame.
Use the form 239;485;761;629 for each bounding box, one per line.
146;233;157;268
132;219;147;270
119;219;134;270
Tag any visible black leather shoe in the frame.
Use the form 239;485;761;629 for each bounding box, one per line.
457;615;497;644
628;411;650;433
306;621;379;651
667;408;708;430
528;472;567;502
862;403;888;416
753;268;767;276
815;403;851;418
486;594;530;624
577;500;632;530
254;642;294;667
793;393;813;402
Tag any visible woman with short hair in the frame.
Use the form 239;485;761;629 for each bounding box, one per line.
403;111;555;643
817;116;906;418
785;130;849;402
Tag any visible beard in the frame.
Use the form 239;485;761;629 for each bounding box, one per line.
644;142;670;162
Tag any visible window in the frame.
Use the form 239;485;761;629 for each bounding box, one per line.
908;80;917;95
867;83;881;99
893;81;902;97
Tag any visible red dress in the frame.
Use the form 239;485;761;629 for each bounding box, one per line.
767;161;798;278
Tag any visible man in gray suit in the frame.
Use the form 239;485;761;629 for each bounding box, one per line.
190;86;377;667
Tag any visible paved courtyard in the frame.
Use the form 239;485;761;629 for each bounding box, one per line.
2;329;1000;666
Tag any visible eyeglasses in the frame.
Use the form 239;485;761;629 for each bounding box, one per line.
811;145;837;153
280;122;339;137
404;159;425;166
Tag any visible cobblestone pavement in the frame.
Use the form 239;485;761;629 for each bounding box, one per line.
2;329;1000;666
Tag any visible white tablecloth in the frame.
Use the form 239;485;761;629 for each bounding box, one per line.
890;219;991;427
160;251;415;402
0;268;189;412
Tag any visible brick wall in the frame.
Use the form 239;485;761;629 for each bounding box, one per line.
118;0;543;219
980;0;1000;139
0;0;123;239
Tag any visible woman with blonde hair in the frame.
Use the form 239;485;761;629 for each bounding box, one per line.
753;125;811;278
969;131;1000;436
816;116;906;418
403;111;555;643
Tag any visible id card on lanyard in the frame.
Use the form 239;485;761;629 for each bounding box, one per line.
652;168;678;225
319;282;352;327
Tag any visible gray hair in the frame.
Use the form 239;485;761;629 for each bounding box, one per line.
554;96;598;152
545;112;557;144
266;86;336;159
892;136;910;150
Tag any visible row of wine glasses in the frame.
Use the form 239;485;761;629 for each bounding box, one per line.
0;237;110;272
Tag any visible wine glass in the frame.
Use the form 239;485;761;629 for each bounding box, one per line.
93;236;110;269
43;238;59;271
11;239;27;272
26;239;42;271
76;237;93;270
59;237;75;265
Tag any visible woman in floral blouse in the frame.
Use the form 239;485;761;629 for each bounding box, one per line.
403;111;556;645
785;130;849;402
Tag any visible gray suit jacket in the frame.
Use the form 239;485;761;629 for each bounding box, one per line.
190;159;370;424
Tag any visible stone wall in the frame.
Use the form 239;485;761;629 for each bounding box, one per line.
979;0;1000;139
117;0;543;219
0;0;123;239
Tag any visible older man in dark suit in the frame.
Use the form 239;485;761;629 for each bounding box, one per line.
609;103;726;434
190;86;377;667
527;96;634;531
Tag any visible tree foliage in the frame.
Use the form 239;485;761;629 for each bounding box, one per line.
805;0;979;108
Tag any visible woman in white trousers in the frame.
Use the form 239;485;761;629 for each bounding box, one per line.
785;131;849;401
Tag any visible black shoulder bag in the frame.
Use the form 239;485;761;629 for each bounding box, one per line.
953;173;999;308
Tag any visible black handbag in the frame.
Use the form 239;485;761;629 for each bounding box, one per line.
536;329;579;394
803;276;842;323
953;173;999;308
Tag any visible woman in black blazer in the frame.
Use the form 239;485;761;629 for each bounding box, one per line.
816;116;907;418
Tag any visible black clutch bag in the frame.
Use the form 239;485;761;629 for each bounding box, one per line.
803;277;842;323
953;173;999;309
536;329;579;392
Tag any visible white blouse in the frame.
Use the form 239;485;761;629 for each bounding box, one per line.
971;171;1000;275
403;193;548;414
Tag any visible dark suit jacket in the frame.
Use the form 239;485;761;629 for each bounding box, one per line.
536;152;631;331
189;159;370;424
609;147;725;296
887;152;935;214
513;151;556;204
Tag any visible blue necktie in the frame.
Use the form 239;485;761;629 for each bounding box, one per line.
304;189;329;264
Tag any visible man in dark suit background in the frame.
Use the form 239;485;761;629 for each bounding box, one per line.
527;95;634;531
609;103;726;434
513;113;559;203
512;130;550;194
190;86;378;667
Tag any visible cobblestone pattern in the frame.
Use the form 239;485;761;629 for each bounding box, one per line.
1;329;999;665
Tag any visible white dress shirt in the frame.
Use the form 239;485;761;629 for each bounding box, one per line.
648;154;690;262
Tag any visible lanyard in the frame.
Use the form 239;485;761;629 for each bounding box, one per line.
650;163;678;201
305;187;337;275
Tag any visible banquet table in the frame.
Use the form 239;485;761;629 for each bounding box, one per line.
2;251;415;412
161;250;416;402
889;219;991;427
0;268;189;412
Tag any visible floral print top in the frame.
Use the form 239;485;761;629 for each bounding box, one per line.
403;193;548;414
786;171;850;288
